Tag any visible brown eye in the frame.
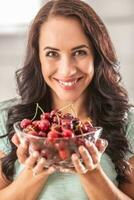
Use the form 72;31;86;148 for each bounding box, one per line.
46;51;59;58
73;50;87;57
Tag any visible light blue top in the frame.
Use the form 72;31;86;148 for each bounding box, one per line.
0;98;134;200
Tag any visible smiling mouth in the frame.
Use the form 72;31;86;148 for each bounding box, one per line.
55;77;83;87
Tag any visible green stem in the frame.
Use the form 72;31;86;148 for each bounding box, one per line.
37;103;45;114
31;103;39;121
58;104;72;112
31;103;44;121
70;105;77;117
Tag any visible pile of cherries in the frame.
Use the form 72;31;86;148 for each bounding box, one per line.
20;107;95;164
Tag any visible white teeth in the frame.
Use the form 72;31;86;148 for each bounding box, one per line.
58;80;77;86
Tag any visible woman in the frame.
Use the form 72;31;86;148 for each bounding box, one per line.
0;0;134;199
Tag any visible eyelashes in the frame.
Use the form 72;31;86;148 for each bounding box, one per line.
45;51;59;58
45;50;88;58
72;50;87;56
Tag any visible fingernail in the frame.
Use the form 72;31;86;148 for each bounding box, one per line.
32;151;39;158
85;140;92;146
79;146;85;151
102;139;108;147
72;154;78;160
49;167;56;173
39;157;45;164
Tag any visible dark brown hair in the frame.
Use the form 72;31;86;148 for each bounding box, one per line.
1;0;131;183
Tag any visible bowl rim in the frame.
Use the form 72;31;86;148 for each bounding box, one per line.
13;121;102;140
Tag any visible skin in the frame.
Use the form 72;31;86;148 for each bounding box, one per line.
39;16;94;119
0;16;134;200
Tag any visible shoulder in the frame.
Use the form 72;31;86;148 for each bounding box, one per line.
125;107;134;158
125;107;134;132
0;97;20;112
0;97;20;137
127;107;134;121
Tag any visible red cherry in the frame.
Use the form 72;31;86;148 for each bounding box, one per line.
47;130;59;142
23;124;35;133
38;131;47;137
32;120;40;130
62;129;74;138
55;141;65;150
50;110;57;118
51;124;62;132
76;138;85;146
38;119;50;131
82;121;93;132
40;112;50;120
41;149;52;159
61;119;73;130
20;119;32;128
59;149;70;160
27;130;39;136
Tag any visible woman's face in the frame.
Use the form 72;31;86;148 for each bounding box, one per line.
39;16;94;103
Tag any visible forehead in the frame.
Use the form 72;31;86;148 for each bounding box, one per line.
39;16;91;48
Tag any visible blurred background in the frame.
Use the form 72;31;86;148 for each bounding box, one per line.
0;0;134;103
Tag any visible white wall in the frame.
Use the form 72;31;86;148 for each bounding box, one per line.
0;0;134;103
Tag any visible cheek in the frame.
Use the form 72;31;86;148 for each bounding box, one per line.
79;59;94;77
40;61;55;79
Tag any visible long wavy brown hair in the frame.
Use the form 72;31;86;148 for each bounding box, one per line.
1;0;132;183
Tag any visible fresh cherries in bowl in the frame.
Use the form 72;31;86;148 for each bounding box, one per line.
13;104;102;168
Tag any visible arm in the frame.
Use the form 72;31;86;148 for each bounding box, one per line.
80;165;133;200
118;156;134;199
0;151;11;190
0;167;49;200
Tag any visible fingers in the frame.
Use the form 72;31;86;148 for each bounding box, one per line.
71;154;88;174
11;133;20;147
71;139;108;175
32;157;56;176
79;146;94;170
24;151;56;176
12;134;56;176
24;152;55;175
16;141;29;164
95;139;108;153
25;151;39;169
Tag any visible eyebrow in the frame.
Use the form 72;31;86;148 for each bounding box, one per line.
43;44;89;51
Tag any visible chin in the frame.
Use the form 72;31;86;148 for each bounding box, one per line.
57;94;78;103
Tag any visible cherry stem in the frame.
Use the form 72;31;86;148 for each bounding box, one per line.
70;105;77;118
37;103;45;114
32;103;44;121
79;121;84;138
55;113;60;125
58;104;73;112
58;104;77;117
87;117;93;127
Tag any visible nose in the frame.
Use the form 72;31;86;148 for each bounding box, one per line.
58;55;77;77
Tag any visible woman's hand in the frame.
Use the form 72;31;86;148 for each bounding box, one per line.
12;133;56;176
60;138;108;175
71;139;108;175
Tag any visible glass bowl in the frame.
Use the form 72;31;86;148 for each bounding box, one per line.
14;121;102;168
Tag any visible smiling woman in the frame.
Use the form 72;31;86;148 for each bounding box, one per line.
0;0;134;200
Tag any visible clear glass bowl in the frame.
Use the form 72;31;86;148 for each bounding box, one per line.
14;121;102;168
